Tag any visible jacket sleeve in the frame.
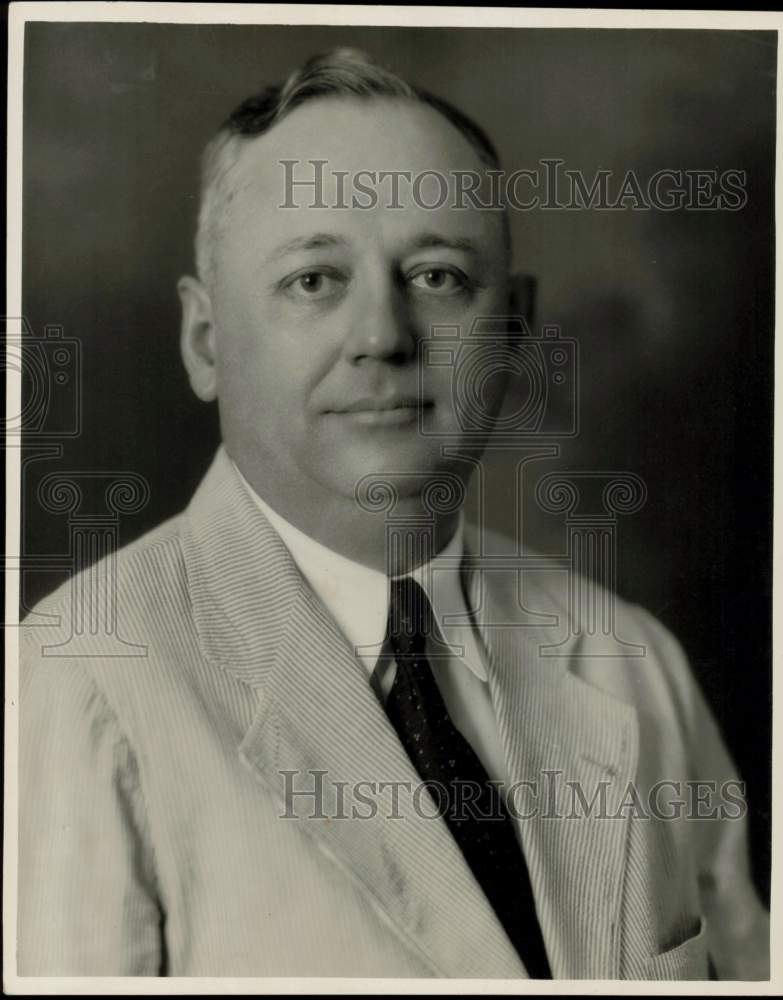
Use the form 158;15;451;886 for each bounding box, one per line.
17;632;163;976
636;606;770;980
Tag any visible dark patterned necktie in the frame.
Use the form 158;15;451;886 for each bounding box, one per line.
383;575;552;979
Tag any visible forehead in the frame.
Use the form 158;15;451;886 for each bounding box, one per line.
220;96;504;255
248;95;489;175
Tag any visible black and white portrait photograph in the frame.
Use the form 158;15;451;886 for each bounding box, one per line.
4;3;779;991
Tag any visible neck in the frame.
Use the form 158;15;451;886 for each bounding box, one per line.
308;503;462;576
232;460;463;576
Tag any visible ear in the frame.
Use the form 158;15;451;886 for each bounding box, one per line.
508;272;537;327
178;275;218;402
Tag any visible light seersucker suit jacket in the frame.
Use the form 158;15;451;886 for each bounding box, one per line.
17;446;769;980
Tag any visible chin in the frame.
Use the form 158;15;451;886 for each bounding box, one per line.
314;443;471;511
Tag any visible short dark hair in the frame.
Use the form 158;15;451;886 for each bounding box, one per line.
196;47;504;284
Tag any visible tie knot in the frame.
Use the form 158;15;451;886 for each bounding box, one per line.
388;576;433;661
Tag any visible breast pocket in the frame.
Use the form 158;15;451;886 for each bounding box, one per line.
644;916;709;981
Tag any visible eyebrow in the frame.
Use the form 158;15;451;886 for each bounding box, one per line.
268;233;349;260
266;230;483;263
405;233;482;256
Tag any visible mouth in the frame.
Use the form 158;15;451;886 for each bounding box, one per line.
327;395;434;427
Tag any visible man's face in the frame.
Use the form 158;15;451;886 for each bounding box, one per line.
202;97;511;507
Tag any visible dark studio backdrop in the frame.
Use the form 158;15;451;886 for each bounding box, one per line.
20;23;774;899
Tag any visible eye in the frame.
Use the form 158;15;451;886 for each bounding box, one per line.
282;269;344;301
299;273;325;292
408;267;468;295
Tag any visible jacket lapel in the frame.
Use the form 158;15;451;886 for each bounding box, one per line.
181;448;527;978
463;556;640;978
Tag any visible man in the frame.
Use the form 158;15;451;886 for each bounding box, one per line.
17;49;769;979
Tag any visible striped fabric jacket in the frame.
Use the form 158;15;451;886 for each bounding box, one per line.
17;446;769;979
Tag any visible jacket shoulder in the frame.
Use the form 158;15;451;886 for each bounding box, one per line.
474;524;706;736
19;509;192;660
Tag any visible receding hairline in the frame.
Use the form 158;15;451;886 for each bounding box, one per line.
216;93;502;183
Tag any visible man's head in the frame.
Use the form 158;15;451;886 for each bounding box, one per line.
179;48;516;530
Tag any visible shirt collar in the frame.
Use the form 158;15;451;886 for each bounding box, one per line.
232;462;487;682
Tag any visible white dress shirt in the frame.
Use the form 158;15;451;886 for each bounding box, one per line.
233;465;509;788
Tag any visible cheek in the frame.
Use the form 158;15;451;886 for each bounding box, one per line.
213;315;339;432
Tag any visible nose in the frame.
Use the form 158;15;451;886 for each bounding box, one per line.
341;278;416;365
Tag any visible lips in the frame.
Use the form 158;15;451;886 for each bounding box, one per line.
327;394;433;426
337;394;424;413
